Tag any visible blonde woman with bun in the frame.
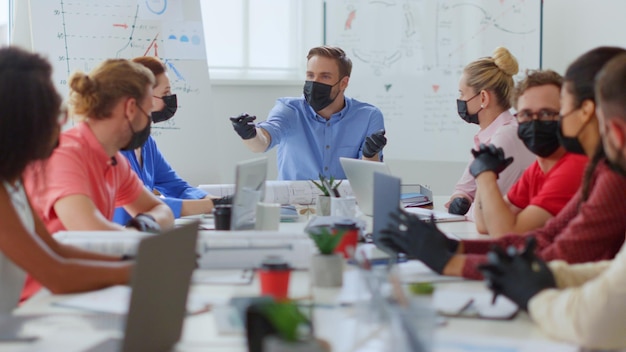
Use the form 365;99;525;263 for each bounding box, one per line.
446;47;534;216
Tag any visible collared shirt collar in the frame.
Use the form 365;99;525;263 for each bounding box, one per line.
307;97;351;123
75;122;114;166
474;110;516;146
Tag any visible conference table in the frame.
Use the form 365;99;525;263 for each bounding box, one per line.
5;197;579;352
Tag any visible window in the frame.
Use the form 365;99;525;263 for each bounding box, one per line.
201;0;323;82
0;0;10;46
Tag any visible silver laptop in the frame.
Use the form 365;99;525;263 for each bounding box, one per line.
84;221;199;352
340;157;392;216
372;173;465;240
231;157;268;230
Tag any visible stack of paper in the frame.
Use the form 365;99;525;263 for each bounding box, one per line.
401;193;432;207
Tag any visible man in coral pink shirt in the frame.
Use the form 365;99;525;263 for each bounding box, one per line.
22;58;174;299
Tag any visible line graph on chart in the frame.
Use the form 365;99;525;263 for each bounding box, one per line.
30;0;206;134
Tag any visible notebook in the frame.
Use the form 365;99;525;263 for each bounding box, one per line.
231;157;268;230
339;157;392;216
83;221;200;352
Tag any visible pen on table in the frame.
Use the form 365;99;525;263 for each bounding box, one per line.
491;291;499;305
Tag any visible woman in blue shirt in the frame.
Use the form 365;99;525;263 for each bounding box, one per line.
113;56;228;224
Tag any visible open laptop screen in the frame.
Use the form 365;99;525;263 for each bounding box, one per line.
231;157;268;230
340;157;392;216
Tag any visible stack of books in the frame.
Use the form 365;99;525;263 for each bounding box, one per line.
401;192;432;207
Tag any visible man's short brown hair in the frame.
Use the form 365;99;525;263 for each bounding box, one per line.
307;46;352;78
510;69;563;110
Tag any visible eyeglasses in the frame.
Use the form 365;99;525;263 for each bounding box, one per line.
514;109;560;123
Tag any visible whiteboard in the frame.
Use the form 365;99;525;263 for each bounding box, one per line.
17;0;213;185
325;0;541;162
543;0;626;75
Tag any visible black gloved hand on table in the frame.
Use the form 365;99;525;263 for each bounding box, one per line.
125;213;161;234
448;197;471;215
212;195;233;206
376;208;459;274
478;237;556;311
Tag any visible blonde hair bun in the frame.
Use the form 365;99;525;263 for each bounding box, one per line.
492;47;519;76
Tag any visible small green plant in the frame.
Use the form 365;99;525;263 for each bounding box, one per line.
310;174;342;197
258;301;311;342
307;226;346;255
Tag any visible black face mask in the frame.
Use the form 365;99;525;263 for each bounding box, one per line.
517;120;561;157
151;94;178;123
303;80;341;112
556;118;586;155
456;93;482;124
122;108;151;151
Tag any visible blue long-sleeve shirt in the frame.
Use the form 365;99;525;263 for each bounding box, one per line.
113;136;208;224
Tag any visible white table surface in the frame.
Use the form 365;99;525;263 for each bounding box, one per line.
6;196;578;351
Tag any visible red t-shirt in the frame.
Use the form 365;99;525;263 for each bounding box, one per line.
507;153;588;216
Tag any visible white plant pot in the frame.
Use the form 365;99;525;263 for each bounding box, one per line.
264;336;327;352
311;254;343;287
315;195;331;216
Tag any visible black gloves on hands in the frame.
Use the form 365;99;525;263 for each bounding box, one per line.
125;213;161;234
376;209;459;274
469;143;514;178
212;195;233;206
230;113;257;140
478;237;556;311
448;197;471;215
362;129;387;158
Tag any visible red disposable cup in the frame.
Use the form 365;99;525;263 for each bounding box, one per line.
333;221;359;259
258;257;291;300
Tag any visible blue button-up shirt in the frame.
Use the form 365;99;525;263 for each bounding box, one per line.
112;136;208;224
258;97;385;180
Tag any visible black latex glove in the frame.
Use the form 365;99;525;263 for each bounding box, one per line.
448;197;471;215
469;143;514;178
212;195;233;206
362;129;387;158
377;209;458;274
230;113;257;140
125;213;161;234
478;237;556;311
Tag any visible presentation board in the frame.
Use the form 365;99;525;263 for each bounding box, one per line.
14;0;213;185
325;0;541;162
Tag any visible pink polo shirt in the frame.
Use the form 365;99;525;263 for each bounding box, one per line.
451;111;535;206
23;122;144;234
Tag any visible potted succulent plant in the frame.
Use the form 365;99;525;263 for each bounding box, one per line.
246;300;329;352
307;226;345;287
310;174;342;216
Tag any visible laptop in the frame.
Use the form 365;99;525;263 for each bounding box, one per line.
83;221;199;352
339;157;392;216
231;157;268;230
372;173;465;243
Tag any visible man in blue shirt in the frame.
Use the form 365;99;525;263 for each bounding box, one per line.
230;46;386;180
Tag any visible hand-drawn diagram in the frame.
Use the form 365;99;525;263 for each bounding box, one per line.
30;0;207;135
327;0;540;162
